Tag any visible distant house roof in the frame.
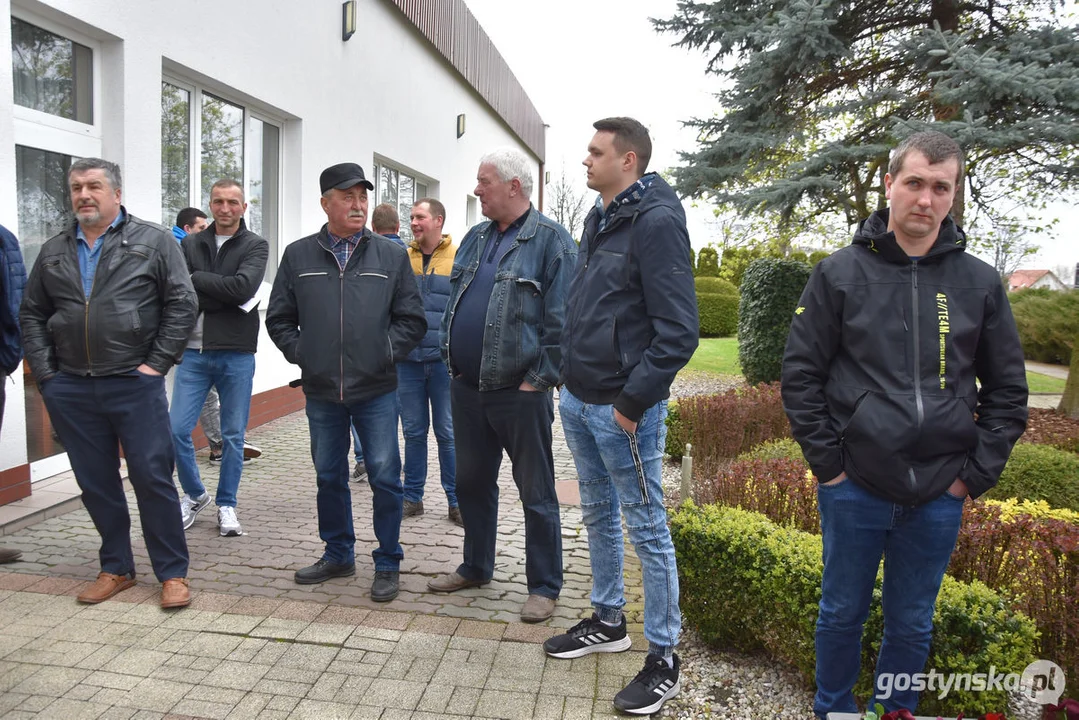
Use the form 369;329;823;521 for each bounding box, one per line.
388;0;545;162
1006;269;1064;292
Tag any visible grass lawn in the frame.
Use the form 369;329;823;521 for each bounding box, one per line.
684;337;741;375
687;337;1068;394
1028;372;1067;394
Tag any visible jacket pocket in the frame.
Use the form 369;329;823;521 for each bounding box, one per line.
841;391;916;487
513;277;543;324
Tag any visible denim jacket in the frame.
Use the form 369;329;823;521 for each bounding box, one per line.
440;206;577;392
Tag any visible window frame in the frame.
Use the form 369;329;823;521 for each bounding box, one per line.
372;156;435;244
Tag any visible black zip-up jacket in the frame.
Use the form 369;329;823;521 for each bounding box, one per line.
20;209;198;383
560;174;699;422
182;219;268;353
781;209;1028;505
265;226;426;404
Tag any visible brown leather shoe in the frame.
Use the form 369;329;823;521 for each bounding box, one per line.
77;572;135;604
521;593;556;623
160;578;191;609
402;499;424;518
0;547;23;564
447;506;464;527
426;571;487;593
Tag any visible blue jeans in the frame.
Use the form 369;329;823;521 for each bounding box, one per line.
170;350;256;507
397;360;456;506
815;477;966;717
41;372;188;581
351;424;364;465
451;379;562;598
559;389;679;657
305;392;403;570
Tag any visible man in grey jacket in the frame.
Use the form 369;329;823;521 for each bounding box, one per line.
21;158;198;609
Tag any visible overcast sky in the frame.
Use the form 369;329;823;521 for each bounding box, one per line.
464;0;1076;280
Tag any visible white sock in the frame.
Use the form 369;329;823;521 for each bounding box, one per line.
662;655;674;668
599;615;621;627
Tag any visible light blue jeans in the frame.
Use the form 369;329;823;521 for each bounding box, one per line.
559;388;679;657
397;360;456;506
169;349;255;507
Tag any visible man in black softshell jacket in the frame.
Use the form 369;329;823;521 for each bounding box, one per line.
781;131;1027;717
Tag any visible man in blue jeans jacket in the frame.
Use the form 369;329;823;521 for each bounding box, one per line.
427;149;576;624
782;130;1028;717
543;118;698;715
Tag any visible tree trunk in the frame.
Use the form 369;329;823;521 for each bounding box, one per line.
931;0;965;228
1058;332;1079;418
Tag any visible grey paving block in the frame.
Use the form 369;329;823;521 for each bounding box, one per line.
36;697;111;719
169;698;232;720
112;676;191;712
290;698;356;719
415;682;454;713
199;659;270;691
295;622;354;645
361;677;426;710
100;649;171;678
474;688;538;720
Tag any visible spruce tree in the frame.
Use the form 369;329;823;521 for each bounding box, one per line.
654;0;1079;231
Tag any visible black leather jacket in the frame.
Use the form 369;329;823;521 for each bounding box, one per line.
20;209;198;383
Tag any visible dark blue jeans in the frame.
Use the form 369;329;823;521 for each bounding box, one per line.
450;379;562;599
815;476;966;717
40;372;189;581
305;392;403;570
397;360;456;506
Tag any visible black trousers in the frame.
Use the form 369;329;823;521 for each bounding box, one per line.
41;372;189;581
451;379;563;598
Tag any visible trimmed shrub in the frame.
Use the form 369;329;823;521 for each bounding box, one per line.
718;246;766;288
698;293;739;337
986;442;1079;512
737;258;812;385
696;246;720;277
695;276;738;295
736;437;803;462
809;250;829;266
1011;289;1079;364
950;499;1079;687
698;454;1079;689
664;384;789;465
671;502;1039;716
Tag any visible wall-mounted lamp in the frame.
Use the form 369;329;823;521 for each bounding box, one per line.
545;171;551;184
456;114;466;139
342;0;357;42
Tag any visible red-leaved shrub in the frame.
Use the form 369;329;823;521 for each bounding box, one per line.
675;383;790;474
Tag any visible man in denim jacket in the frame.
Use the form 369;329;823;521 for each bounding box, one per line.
427;149;577;623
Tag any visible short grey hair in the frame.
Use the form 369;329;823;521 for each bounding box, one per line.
69;158;122;190
479;149;533;199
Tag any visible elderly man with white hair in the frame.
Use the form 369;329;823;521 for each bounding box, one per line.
427;149;577;623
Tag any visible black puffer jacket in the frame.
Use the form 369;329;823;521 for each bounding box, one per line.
781;209;1028;505
265;226;426;404
183;219;268;353
20;210;197;383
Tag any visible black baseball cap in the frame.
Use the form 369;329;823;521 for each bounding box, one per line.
319;163;375;194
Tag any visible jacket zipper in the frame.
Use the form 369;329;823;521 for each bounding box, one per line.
910;261;922;495
84;239;102;372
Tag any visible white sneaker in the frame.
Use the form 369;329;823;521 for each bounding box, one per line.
180;492;211;531
218;506;242;537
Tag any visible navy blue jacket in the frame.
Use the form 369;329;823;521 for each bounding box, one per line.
560;174;699;422
0;224;27;376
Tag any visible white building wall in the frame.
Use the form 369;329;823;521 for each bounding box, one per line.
0;0;542;475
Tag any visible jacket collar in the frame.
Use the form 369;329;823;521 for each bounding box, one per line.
852;208;967;264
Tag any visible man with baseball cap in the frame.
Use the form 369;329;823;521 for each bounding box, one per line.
266;162;425;602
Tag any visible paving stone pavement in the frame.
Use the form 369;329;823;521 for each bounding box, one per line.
0;400;656;719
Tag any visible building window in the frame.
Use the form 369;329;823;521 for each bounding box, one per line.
11;17;93;124
373;160;430;243
161;79;281;278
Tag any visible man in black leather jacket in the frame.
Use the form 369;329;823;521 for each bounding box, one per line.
20;158;198;609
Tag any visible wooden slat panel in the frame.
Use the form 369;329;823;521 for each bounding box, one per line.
387;0;545;161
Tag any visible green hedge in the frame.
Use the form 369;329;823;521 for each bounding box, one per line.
698;293;739;337
986;442;1079;512
738;258;812;385
671;502;1039;717
1010;288;1078;364
695;276;738;295
696;246;720;277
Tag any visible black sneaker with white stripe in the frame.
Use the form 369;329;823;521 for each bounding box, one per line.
613;652;680;715
543;613;632;658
